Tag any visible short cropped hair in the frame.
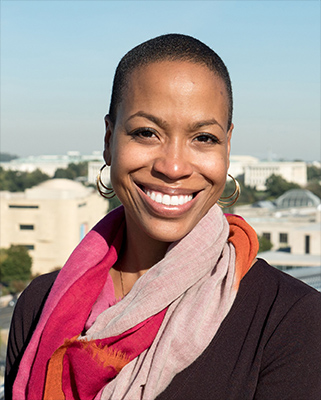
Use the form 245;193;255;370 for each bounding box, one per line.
108;33;233;130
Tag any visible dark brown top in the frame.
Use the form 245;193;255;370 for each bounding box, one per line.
5;260;321;399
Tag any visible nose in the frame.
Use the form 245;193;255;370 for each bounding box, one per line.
152;140;193;181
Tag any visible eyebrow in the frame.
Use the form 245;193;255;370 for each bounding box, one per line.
126;111;169;130
127;112;224;132
189;118;224;132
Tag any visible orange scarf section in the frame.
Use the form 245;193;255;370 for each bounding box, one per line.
226;214;259;288
43;336;77;400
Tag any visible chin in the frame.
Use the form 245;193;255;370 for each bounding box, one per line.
142;219;197;244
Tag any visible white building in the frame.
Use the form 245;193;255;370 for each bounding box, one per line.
244;161;307;190
228;155;259;179
0;179;108;275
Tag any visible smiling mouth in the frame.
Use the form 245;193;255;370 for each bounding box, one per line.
139;185;196;206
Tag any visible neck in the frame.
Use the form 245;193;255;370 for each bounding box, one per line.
121;223;170;275
110;213;171;298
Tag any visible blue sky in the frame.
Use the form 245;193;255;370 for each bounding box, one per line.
1;0;320;161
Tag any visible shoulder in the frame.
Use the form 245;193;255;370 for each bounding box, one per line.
223;260;321;397
22;270;59;295
16;270;60;319
241;258;320;307
227;258;321;350
5;270;60;397
9;269;60;339
236;259;321;358
243;260;321;398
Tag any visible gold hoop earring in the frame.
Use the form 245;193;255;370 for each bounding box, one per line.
218;174;240;208
96;164;115;199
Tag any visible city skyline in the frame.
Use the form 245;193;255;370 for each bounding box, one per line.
1;1;320;161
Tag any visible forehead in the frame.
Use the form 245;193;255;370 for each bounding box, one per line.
118;61;229;127
126;60;226;91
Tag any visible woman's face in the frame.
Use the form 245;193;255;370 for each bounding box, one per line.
104;61;233;243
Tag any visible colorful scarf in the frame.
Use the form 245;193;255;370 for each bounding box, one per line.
13;204;258;400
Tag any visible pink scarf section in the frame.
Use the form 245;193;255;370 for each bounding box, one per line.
13;204;258;400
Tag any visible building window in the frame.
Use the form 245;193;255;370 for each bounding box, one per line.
9;204;39;209
262;232;271;241
20;224;34;230
24;244;35;251
279;233;288;243
305;235;310;254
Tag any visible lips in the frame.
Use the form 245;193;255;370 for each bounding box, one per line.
132;182;201;219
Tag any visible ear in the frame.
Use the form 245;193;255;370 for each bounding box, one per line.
103;115;113;166
226;123;234;170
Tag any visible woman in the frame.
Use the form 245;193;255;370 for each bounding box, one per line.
6;34;321;399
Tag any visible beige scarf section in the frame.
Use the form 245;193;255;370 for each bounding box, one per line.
78;204;254;400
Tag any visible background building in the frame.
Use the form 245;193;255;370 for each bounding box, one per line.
243;161;307;190
228;157;308;190
235;189;321;267
228;155;259;179
0;179;107;275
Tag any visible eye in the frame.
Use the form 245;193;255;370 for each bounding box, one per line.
128;127;158;139
194;133;220;144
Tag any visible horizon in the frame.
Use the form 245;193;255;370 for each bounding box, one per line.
1;150;319;164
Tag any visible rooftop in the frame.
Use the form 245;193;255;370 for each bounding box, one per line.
25;179;94;199
276;189;321;209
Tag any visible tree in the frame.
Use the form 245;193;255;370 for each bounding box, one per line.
0;168;25;191
307;165;321;182
53;162;88;180
0;167;50;192
265;174;300;198
25;169;50;188
0;245;32;292
258;235;273;253
305;182;321;199
54;167;75;179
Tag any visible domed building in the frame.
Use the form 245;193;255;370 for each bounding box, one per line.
234;188;321;275
27;178;91;199
276;189;320;209
0;179;108;275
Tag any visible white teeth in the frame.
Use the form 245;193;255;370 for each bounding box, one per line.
178;196;185;205
171;195;179;206
163;194;171;205
155;193;163;203
145;189;193;206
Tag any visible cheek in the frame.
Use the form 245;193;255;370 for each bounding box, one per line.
109;144;146;189
201;155;229;185
110;154;128;187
